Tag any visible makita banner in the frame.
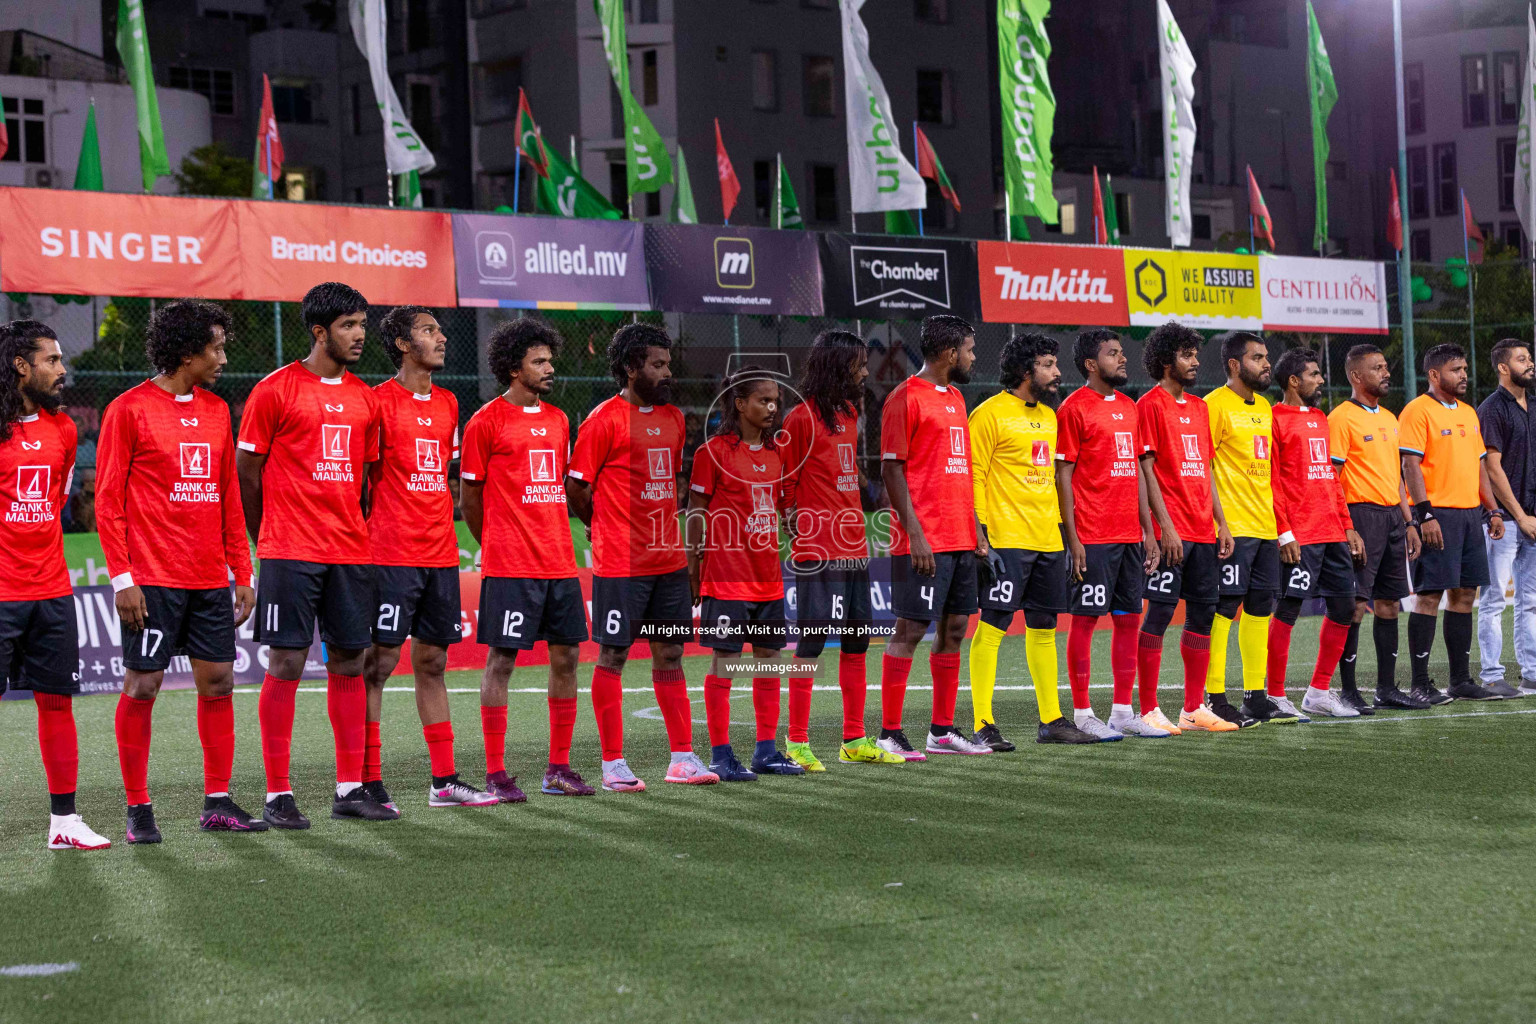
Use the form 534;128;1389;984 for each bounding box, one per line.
977;240;1128;326
1259;254;1388;334
452;213;649;310
645;224;823;316
819;233;979;320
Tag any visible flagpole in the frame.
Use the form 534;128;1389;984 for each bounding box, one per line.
1392;0;1417;398
1249;214;1254;254
774;152;782;230
1463;188;1477;398
913;121;924;237
513;148;522;214
268;143;282;366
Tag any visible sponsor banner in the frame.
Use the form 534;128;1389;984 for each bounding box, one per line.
645;224;823;316
819;233;979;320
1259;254;1389;334
977;240;1129;326
1123;248;1262;330
0;187;242;299
237;200;456;306
452;214;649;310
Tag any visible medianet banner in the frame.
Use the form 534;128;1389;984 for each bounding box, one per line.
645;223;823;316
452;213;649;310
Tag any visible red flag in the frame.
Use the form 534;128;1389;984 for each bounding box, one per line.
1091;165;1106;245
1247;165;1274;250
1387;168;1403;252
914;125;960;212
516;88;550;178
0;99;8;163
714;118;740;222
257;74;284;181
1462;191;1485;265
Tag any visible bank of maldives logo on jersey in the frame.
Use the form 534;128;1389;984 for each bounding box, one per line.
1308;437;1329;464
648;447;673;480
16;465;49;500
179;443;211;479
1181;434;1201;462
837;443;856;474
529;449;557;483
1031;439;1051;465
1114;432;1134;459
416;438;442;473
1253;435;1270;460
949;427;966;456
320;424;351;461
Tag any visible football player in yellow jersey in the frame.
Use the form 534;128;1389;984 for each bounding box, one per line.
1204;332;1303;726
968;333;1098;746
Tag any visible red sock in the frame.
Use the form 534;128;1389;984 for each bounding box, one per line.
787;675;813;743
197;693;235;795
1111;613;1139;706
880;652;912;731
114;693;155;805
548;696;577;766
653;667;693;753
327;673;366;785
590;665;625;761
422;719;455;778
838;652;867;741
1311;618;1352;690
704;674;732;747
480;704;508;775
752;677;781;742
257;673;299;792
929;651;960;728
1067;615;1096;710
34;692;77;797
1136;631;1163;713
363;719;382;784
1267;619;1295;697
1180;631;1212;714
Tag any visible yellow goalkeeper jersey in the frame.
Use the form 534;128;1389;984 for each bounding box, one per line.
1206;383;1276;539
969;390;1062;552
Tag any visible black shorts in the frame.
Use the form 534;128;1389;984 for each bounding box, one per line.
480;576;589;650
792;560;874;635
892;551;979;621
0;596;78;694
1282;541;1357;600
123;586;237;672
1144;541;1220;606
373;566;462;648
700;596;787;652
1348;503;1412;602
980;548;1070;615
1219;537;1282;596
1412;506;1490;592
590;568;693;647
1071;542;1145;616
255;560;375;652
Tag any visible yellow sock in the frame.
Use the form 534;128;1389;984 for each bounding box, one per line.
969;620;1005;731
1207;613;1234;694
1026;626;1062;723
1239;613;1271;692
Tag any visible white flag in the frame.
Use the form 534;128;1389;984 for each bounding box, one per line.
349;0;435;175
840;0;926;213
1157;0;1197;247
1515;6;1536;248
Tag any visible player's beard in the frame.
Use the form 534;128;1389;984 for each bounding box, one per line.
949;363;972;385
1239;367;1271;392
1515;365;1536;390
1100;367;1129;388
1030;375;1061;408
21;377;63;414
635;374;672;406
325;333;362;367
1299;383;1323;406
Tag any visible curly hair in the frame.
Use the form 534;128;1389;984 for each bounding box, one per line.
377;305;432;369
301;281;368;331
487;316;562;389
0;319;58;441
607;322;671;389
999;332;1057;392
145;300;232;376
1072;328;1120;379
1141;322;1204;382
919;314;974;361
713;365;780;450
797;329;865;432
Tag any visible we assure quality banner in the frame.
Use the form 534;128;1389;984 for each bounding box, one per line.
819;233;979;320
1123;248;1262;330
452;214;648;310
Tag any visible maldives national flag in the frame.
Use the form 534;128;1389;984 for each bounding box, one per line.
1247;165;1274;250
1462;190;1485;265
1091;165;1107;244
914;124;959;212
516;88;549;178
0;92;8;162
252;73;284;198
714;118;740;222
1388;167;1402;252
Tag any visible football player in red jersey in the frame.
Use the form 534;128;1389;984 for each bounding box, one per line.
237;282;394;828
361;306;496;810
566;324;718;788
98;301;262;841
461;318;595;800
0;320;108;850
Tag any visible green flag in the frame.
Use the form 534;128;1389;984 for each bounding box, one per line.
1008;214;1031;241
670;145;697;224
536;144;622;220
74;102;104;191
885;210;920;236
774;156;803;229
1306;0;1337;253
396;170;422;208
115;0;170;191
1102;171;1119;243
593;0;672;197
997;0;1057;225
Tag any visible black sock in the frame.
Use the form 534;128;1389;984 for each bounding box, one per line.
1209;690;1231;707
49;791;75;816
1408;612;1437;688
1443;610;1473;683
1374;615;1400;691
1339;621;1362;691
431;774;456;788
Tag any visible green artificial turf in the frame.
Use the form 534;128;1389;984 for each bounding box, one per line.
2;617;1535;1023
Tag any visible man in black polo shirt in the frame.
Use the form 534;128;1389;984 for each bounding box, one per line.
1478;337;1536;697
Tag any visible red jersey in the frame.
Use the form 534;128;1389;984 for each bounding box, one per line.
1056;387;1142;544
879;376;976;555
1136;386;1216;543
96;381;253;592
236;361;379;564
567;395;686;577
690;434;785;601
367;379;460;569
460;397;576;579
780;402;867;562
1271;402;1353;544
0;409;75;601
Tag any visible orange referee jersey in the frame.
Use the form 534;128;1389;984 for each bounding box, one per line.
1398;394;1485;509
1327;399;1402;507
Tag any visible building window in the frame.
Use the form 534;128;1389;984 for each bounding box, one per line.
642;50;658;106
408;79;437;149
914;0;948;23
609;163;629;211
1433;143;1457;216
166;66;236;116
1410;228;1431;262
1405;62;1425;134
645;191;660;217
270;81;315;125
1496;51;1521;124
1500;221;1524;250
802;0;834;7
349;83;362;135
803;55;836;117
1114;191;1132;237
473;56;523;122
924;180;954;231
811;163;837;222
282;169;311;201
1499;137;1517;210
406;0;433;51
1406;146;1428;219
1058;202;1077;236
0;96;45;164
751;50;779;112
915;69;951;125
754;159;773;220
1192;212;1212;240
1463;54;1489;127
203;8;269;31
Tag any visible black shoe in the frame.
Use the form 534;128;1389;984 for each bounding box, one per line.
750;750;807;776
1036;718;1100;744
332;788;401;821
1375;686;1431;710
1483;680;1521;699
1446;678;1503;701
126;802;161;845
1410;681;1454;706
199;796;269;832
1241;692;1299;724
709;748;758;782
1338;688;1376;716
1209;699;1259;728
975;722;1016;752
262;793;311;830
362;780;398;813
